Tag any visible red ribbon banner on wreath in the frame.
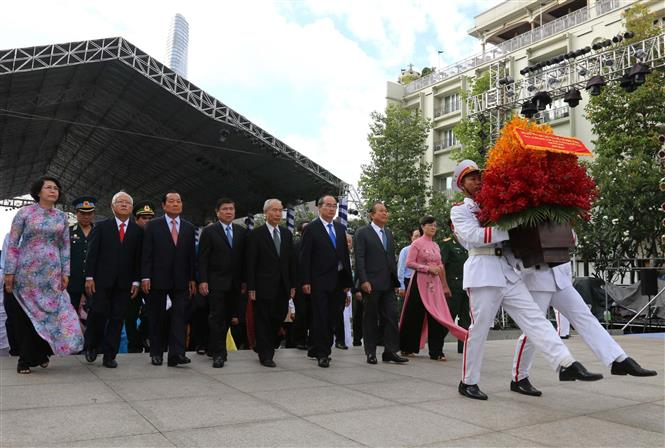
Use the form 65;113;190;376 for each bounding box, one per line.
514;128;592;157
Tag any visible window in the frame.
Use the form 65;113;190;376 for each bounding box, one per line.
443;128;458;148
434;174;454;192
443;93;460;114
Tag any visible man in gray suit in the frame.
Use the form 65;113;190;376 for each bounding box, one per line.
354;202;408;365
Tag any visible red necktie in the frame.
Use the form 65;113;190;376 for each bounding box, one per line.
171;219;178;245
119;222;125;242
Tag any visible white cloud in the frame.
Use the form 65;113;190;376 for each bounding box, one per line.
0;0;499;205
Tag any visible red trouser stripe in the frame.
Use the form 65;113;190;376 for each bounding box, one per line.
463;290;475;383
514;336;528;382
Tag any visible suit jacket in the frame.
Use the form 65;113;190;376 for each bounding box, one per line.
141;215;196;290
85;218;142;289
198;222;247;291
246;224;296;301
354;224;400;291
299;218;353;291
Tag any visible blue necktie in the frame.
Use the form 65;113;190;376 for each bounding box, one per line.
225;225;233;247
380;229;387;251
327;223;337;248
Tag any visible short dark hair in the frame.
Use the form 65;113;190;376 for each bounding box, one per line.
215;197;235;210
296;221;308;232
410;227;422;237
161;191;181;204
317;195;337;206
420;215;436;226
368;201;387;214
30;176;63;203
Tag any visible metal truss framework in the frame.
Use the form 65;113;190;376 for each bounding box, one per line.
0;37;348;194
465;32;665;145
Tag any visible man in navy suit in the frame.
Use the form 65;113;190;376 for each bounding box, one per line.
198;197;247;368
246;199;296;367
84;191;143;368
141;191;197;367
299;195;353;367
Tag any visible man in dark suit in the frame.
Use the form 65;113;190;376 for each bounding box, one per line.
198;197;247;368
246;199;296;367
300;195;353;367
83;192;143;368
141;191;197;367
292;221;311;351
354;201;408;365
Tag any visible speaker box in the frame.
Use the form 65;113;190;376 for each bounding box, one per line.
640;269;658;296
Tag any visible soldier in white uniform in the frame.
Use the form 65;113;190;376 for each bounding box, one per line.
511;261;657;396
450;160;603;400
555;308;570;338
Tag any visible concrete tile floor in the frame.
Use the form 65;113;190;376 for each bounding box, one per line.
1;334;663;447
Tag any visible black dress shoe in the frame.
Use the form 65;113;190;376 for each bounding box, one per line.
559;361;603;381
261;359;277;368
102;358;118;368
84;349;97;363
366;354;377;364
151;356;163;366
317;357;330;368
510;377;542;396
335;343;349;350
458;381;488;400
611;357;657;377
382;352;409;363
212;356;225;368
167;355;191;367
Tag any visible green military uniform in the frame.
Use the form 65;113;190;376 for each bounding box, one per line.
439;235;470;353
124;201;155;352
68;196;96;315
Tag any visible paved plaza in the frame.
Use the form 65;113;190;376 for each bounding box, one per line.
1;333;663;447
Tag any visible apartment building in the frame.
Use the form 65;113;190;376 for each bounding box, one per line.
386;0;665;196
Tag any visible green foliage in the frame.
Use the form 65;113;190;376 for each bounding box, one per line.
428;190;462;238
452;72;492;166
574;5;665;280
495;206;585;230
360;103;433;248
421;67;434;77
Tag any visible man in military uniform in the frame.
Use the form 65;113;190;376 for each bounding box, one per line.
68;196;96;318
124;201;155;352
439;218;469;354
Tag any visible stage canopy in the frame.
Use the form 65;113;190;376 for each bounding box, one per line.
0;37;347;223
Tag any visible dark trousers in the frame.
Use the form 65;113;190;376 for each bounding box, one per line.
334;305;346;346
399;276;445;357
310;286;345;359
67;289;84;316
443;289;470;352
254;295;289;362
293;291;311;347
352;296;363;345
207;289;233;359
3;291;19;355
362;288;399;356
85;287;130;359
125;295;149;353
4;292;52;367
148;289;187;359
188;294;208;352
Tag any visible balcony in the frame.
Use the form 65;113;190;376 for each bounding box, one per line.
404;0;623;95
433;140;459;152
434;104;461;118
540;105;570;123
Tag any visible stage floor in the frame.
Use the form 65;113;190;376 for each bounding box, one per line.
1;334;663;447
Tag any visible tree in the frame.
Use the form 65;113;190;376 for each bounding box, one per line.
452;71;492;166
575;3;665;281
359;103;432;248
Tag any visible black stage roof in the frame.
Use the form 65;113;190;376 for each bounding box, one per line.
0;37;347;223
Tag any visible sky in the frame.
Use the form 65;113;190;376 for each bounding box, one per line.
0;0;502;236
